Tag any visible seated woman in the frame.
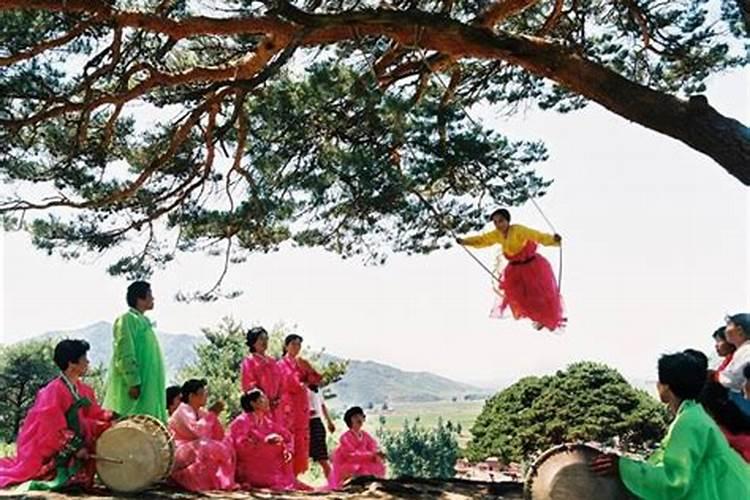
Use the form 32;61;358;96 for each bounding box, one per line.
699;380;750;462
0;339;114;491
591;352;750;499
166;385;182;417
226;389;298;491
329;406;386;490
168;379;235;492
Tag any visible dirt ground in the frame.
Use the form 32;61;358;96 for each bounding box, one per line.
0;477;524;500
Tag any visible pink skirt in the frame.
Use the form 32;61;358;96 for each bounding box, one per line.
491;241;564;331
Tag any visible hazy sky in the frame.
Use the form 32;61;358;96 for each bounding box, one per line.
1;70;747;387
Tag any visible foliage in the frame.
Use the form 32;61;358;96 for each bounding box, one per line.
0;339;59;442
466;362;669;462
0;1;746;296
178;317;348;420
377;418;461;479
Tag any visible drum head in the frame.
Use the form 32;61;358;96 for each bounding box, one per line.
96;416;172;493
524;443;633;500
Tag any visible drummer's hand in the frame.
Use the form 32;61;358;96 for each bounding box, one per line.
208;401;225;414
128;385;140;400
590;453;619;477
455;237;464;245
75;448;90;460
554;234;562;243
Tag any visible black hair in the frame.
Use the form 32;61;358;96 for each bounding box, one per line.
246;327;268;353
180;378;207;403
344;406;365;428
240;389;264;412
166;385;182;407
282;334;303;355
699;381;750;435
126;281;151;308
744;363;750;380
658;352;706;401
489;208;511;223
712;326;727;341
727;313;750;337
683;349;709;372
53;339;90;371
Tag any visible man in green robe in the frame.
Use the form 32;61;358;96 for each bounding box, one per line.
591;351;750;499
103;281;167;423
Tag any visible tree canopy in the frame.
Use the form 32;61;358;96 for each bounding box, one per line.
1;1;747;295
465;361;668;463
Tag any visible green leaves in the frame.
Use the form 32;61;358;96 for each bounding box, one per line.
378;418;461;479
466;362;669;462
0;340;59;442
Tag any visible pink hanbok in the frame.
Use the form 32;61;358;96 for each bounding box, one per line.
226;412;296;491
168;402;235;491
329;429;386;489
0;376;112;491
240;354;283;420
277;356;321;475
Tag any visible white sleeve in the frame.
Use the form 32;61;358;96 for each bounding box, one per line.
718;348;750;391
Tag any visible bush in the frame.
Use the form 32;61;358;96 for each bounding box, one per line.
378;418;460;479
466;362;668;463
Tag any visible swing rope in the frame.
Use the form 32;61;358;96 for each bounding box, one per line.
350;29;562;292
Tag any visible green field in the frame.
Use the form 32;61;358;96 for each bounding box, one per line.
369;400;486;446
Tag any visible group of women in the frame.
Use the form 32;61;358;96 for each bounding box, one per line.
0;331;386;493
164;327;386;492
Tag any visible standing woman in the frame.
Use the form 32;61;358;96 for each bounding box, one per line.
240;327;283;423
278;334;322;476
457;208;564;331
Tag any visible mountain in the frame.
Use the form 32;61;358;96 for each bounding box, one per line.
34;322;489;406
40;321;203;380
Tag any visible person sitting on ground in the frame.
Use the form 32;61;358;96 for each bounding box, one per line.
708;326;736;381
227;389;305;492
591;352;750;499
168;379;235;492
329;406;386;490
166;385;181;416
0;340;115;491
717;313;750;416
699;380;750;462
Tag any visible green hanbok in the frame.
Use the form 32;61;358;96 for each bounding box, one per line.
103;308;167;423
619;400;750;500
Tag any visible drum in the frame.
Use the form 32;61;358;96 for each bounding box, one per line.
524;443;634;500
95;414;175;492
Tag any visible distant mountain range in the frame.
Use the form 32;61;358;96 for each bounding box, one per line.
37;322;490;407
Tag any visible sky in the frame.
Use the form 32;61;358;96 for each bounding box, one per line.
1;69;747;388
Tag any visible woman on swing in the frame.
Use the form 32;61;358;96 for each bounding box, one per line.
457;208;564;331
